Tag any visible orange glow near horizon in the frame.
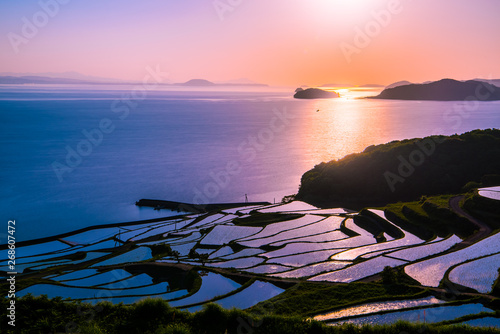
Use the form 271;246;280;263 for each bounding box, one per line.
0;1;499;86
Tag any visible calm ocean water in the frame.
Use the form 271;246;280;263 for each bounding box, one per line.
1;85;499;242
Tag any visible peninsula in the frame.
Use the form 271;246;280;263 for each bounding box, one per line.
370;79;500;101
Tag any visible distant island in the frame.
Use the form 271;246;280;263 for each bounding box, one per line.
170;78;269;87
0;75;100;85
293;88;340;99
0;74;268;87
320;83;352;87
370;79;500;101
176;79;216;86
385;80;413;89
359;84;385;88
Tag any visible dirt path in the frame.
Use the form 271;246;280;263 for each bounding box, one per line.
449;195;492;247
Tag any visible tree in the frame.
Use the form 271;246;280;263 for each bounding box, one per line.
199;254;209;266
172;250;181;263
381;266;397;284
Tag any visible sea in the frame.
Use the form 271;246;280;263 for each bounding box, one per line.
1;84;499;242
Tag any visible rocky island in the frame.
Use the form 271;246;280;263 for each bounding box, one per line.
293;87;340;99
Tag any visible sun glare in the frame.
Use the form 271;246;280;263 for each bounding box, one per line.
317;0;384;13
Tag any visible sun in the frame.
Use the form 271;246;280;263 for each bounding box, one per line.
313;0;388;18
317;0;377;11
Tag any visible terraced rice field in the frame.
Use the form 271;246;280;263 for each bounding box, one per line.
387;235;461;262
478;187;500;201
3;199;499;324
329;303;494;325
461;317;500;328
449;253;500;293
405;232;500;287
314;296;445;321
200;225;261;246
310;256;407;283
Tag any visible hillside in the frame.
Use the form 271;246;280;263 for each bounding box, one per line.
296;129;500;209
371;79;500;101
385;80;412;89
177;79;216;86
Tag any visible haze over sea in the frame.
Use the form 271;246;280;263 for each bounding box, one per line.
1;84;499;242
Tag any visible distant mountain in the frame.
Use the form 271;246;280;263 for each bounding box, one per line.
293;88;340;99
0;71;126;83
176;79;215;86
385;80;412;89
385;79;500;90
216;78;268;86
176;78;268;87
474;78;500;88
371;79;500;101
0;75;98;85
0;74;270;88
320;83;352;87
359;84;384;88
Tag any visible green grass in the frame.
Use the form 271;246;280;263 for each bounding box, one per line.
463;191;500;230
383;194;476;240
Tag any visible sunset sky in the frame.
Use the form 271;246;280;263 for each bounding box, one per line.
1;0;499;86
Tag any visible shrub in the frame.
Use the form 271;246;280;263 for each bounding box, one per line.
155;323;192;334
381;266;398;285
192;303;228;334
128;298;173;332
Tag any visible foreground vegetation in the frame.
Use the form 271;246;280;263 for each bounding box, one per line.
296;129;500;209
2;295;499;334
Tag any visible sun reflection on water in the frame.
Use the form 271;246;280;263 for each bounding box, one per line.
300;87;389;166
